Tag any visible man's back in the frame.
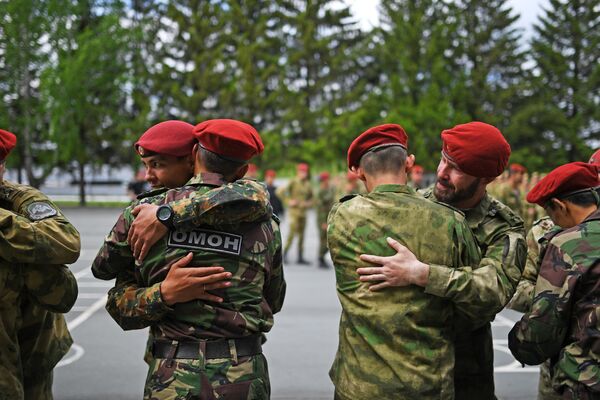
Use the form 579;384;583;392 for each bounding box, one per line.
328;184;480;400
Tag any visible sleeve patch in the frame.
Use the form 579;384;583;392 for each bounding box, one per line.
27;202;58;220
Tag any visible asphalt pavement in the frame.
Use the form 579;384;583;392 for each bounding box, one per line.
53;207;539;400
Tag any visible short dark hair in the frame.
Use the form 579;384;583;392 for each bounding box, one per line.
360;146;407;176
548;188;599;209
198;146;246;180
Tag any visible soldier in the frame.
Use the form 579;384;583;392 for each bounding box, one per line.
408;164;425;189
498;163;527;219
357;121;527;399
316;172;334;268
92;119;285;399
509;162;600;400
0;129;80;399
264;169;284;218
277;163;313;264
328;124;481;399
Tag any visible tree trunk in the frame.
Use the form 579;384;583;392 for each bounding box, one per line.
78;160;86;206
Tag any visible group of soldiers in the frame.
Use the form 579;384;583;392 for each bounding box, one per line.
1;116;599;400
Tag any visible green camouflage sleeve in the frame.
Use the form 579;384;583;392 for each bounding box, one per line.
263;219;285;314
169;179;272;232
105;270;171;330
91;208;136;280
0;200;80;265
508;241;571;365
506;219;554;313
22;264;78;313
426;227;527;323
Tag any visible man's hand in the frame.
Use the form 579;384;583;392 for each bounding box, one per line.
356;237;429;291
128;204;168;261
160;253;232;306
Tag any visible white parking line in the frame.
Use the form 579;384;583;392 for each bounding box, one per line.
77;281;113;288
56;343;85;367
67;295;107;331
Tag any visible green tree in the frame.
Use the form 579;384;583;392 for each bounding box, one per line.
508;0;599;168
42;9;132;205
0;0;71;186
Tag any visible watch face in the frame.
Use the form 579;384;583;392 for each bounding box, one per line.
157;206;172;221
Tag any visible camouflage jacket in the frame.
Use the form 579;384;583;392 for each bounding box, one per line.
507;217;556;313
92;173;285;342
328;184;481;400
423;190;526;396
276;177;313;211
316;186;335;224
0;180;80;400
509;209;600;395
496;183;524;218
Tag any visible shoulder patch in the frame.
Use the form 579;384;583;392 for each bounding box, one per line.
26;202;58;221
168;229;243;256
339;194;357;203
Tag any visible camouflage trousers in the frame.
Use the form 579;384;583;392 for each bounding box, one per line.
318;219;327;258
24;371;53;400
284;210;306;256
144;353;270;400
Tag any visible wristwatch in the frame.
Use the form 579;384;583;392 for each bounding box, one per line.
156;204;174;229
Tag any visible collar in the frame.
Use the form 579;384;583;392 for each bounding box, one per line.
185;172;227;187
372;184;416;195
462;192;493;226
583;208;600;223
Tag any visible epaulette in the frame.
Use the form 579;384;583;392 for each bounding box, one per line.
136;187;169;200
339;194;357;203
431;199;466;217
490;199;524;227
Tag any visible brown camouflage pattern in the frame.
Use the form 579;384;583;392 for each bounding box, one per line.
509;209;600;399
92;172;284;399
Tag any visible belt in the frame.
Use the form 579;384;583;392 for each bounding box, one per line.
152;336;262;360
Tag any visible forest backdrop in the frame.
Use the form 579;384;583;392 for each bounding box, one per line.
1;0;598;203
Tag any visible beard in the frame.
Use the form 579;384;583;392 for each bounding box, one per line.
434;176;481;206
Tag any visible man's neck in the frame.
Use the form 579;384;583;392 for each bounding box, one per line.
364;174;407;193
451;190;486;210
573;205;599;225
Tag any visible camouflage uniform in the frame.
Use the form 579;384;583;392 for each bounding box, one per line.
509;209;600;399
422;189;527;400
0;180;80;400
328;184;481;400
507;216;561;400
92;173;285;400
497;183;524;219
277;177;313;259
316;185;335;260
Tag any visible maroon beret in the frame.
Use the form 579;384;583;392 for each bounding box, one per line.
510;163;527;173
0;129;17;160
411;165;424;173
194;119;263;162
347;124;409;169
589;149;600;166
526;162;599;207
319;172;330;181
297;163;309;172
135;120;195;157
441;122;510;178
265;169;276;178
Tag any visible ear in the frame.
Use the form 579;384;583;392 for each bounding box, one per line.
550;198;567;212
352;166;366;182
192;143;199;160
406;154;415;171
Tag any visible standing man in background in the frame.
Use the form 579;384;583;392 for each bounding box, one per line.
265;169;284;218
408;164;425;189
278;163;313;264
0;129;80;400
316;172;334;268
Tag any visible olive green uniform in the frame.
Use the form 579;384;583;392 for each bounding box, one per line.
277;177;313;260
